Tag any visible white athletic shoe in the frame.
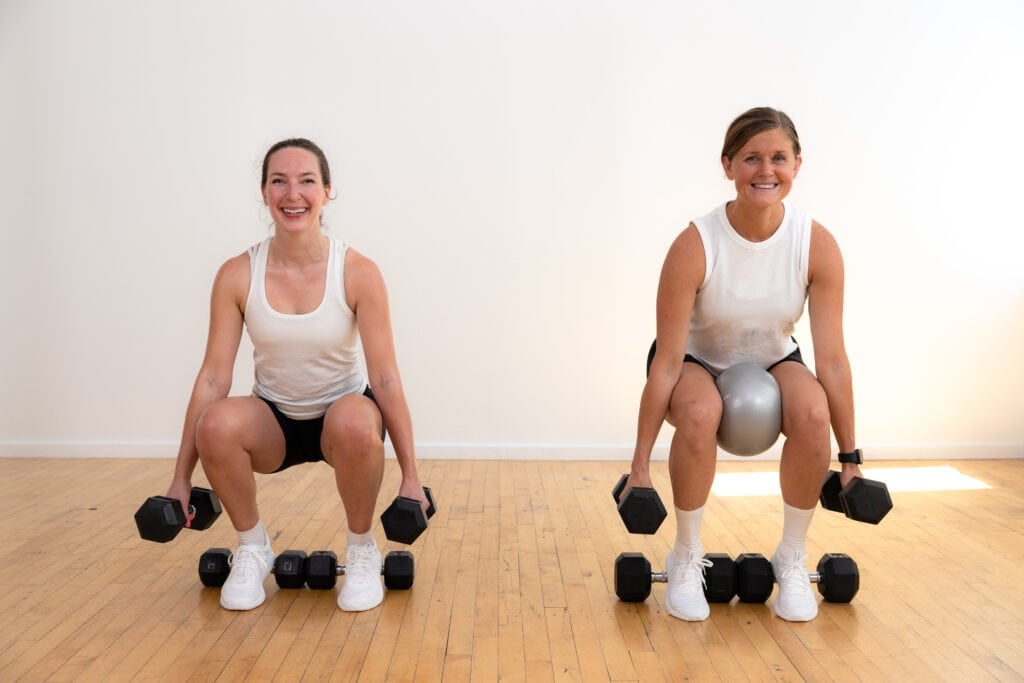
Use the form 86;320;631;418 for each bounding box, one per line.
337;543;384;612
664;549;712;621
771;551;818;622
220;542;275;611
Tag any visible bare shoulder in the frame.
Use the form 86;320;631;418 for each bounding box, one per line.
343;247;388;310
662;223;706;288
809;219;844;282
212;251;251;308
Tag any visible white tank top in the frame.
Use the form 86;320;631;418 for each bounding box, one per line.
245;236;366;419
686;201;811;375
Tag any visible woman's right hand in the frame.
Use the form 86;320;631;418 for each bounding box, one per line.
166;479;194;528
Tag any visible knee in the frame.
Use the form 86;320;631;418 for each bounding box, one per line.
668;393;722;446
322;412;382;460
195;402;244;458
783;397;830;442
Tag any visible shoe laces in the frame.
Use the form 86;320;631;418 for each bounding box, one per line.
228;544;270;583
775;553;812;596
671;552;713;596
345;545;378;586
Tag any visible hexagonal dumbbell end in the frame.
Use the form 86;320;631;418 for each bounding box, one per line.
383;550;415;590
819;470;845;514
703;553;737;603
198;547;232;587
839;478;893;525
306;550;340;590
135;496;187;543
816;553;860;603
735;553;774;603
187;487;223;530
274;550;309;589
614;552;653;603
381;487;436;545
612;474;667;535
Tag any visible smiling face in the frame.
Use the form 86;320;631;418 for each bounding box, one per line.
721;128;801;209
260;146;331;234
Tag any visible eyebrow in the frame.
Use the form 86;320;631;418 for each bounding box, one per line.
269;171;318;177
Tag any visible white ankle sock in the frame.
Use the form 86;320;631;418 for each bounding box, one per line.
347;529;375;547
777;503;815;559
673;506;705;557
238;521;268;547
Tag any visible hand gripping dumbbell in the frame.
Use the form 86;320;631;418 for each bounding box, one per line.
612;474;667;535
198;548;416;591
735;552;860;604
819;471;893;525
380;487;436;545
614;552;738;603
135;487;222;543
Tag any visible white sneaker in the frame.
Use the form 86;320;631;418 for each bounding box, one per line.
665;550;712;621
220;542;275;611
337;543;384;612
771;552;818;621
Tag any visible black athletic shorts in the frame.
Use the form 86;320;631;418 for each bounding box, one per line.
258;386;385;473
645;339;805;378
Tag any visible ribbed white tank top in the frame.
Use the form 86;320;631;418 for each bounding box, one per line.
245;236;365;419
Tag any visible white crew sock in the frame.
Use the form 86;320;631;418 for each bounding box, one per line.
238;520;268;547
673;506;705;557
776;503;815;559
347;528;376;547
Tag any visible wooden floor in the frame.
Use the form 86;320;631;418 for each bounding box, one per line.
1;457;1022;682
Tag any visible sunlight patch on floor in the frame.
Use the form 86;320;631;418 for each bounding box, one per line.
711;466;991;497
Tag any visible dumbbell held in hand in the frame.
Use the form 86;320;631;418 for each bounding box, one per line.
380;487;436;544
612;474;667;535
820;470;893;525
135;487;222;543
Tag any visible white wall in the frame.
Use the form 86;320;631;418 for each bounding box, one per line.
2;0;1022;460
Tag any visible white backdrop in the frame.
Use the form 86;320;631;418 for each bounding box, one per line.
2;0;1022;460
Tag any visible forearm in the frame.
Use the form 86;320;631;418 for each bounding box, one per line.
172;372;231;483
373;379;419;482
630;372;675;473
817;357;856;455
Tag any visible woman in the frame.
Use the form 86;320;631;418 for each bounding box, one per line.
165;138;428;612
625;107;865;622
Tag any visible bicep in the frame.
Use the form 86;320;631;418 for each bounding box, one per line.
199;257;246;384
346;251;398;386
652;224;705;373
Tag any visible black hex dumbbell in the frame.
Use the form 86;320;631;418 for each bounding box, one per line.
612;474;667;535
614;551;737;603
820;471;893;525
380;487;436;545
198;548;313;589
735;552;859;604
135;487;222;543
305;549;415;590
198;548;416;591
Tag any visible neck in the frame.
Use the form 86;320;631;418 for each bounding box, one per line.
725;200;785;242
269;230;328;266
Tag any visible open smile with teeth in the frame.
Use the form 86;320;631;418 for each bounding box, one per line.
282;208;308;216
752;183;778;190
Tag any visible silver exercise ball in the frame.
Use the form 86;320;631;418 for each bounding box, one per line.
715;362;782;456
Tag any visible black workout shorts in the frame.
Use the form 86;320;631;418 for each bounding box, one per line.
258;386;385;473
645;338;805;378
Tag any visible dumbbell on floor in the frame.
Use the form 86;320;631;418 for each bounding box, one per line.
135;487;222;543
735;552;859;604
820;471;893;525
198;548;416;590
612;474;667;535
380;487;436;545
614;552;737;603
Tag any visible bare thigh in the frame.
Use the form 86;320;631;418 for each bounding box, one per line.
769;361;830;443
666;361;722;432
320;392;384;465
196;396;287;474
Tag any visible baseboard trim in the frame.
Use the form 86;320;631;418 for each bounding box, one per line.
0;440;1020;460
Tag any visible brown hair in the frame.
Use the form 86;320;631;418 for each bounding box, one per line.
260;138;332;188
721;107;801;162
